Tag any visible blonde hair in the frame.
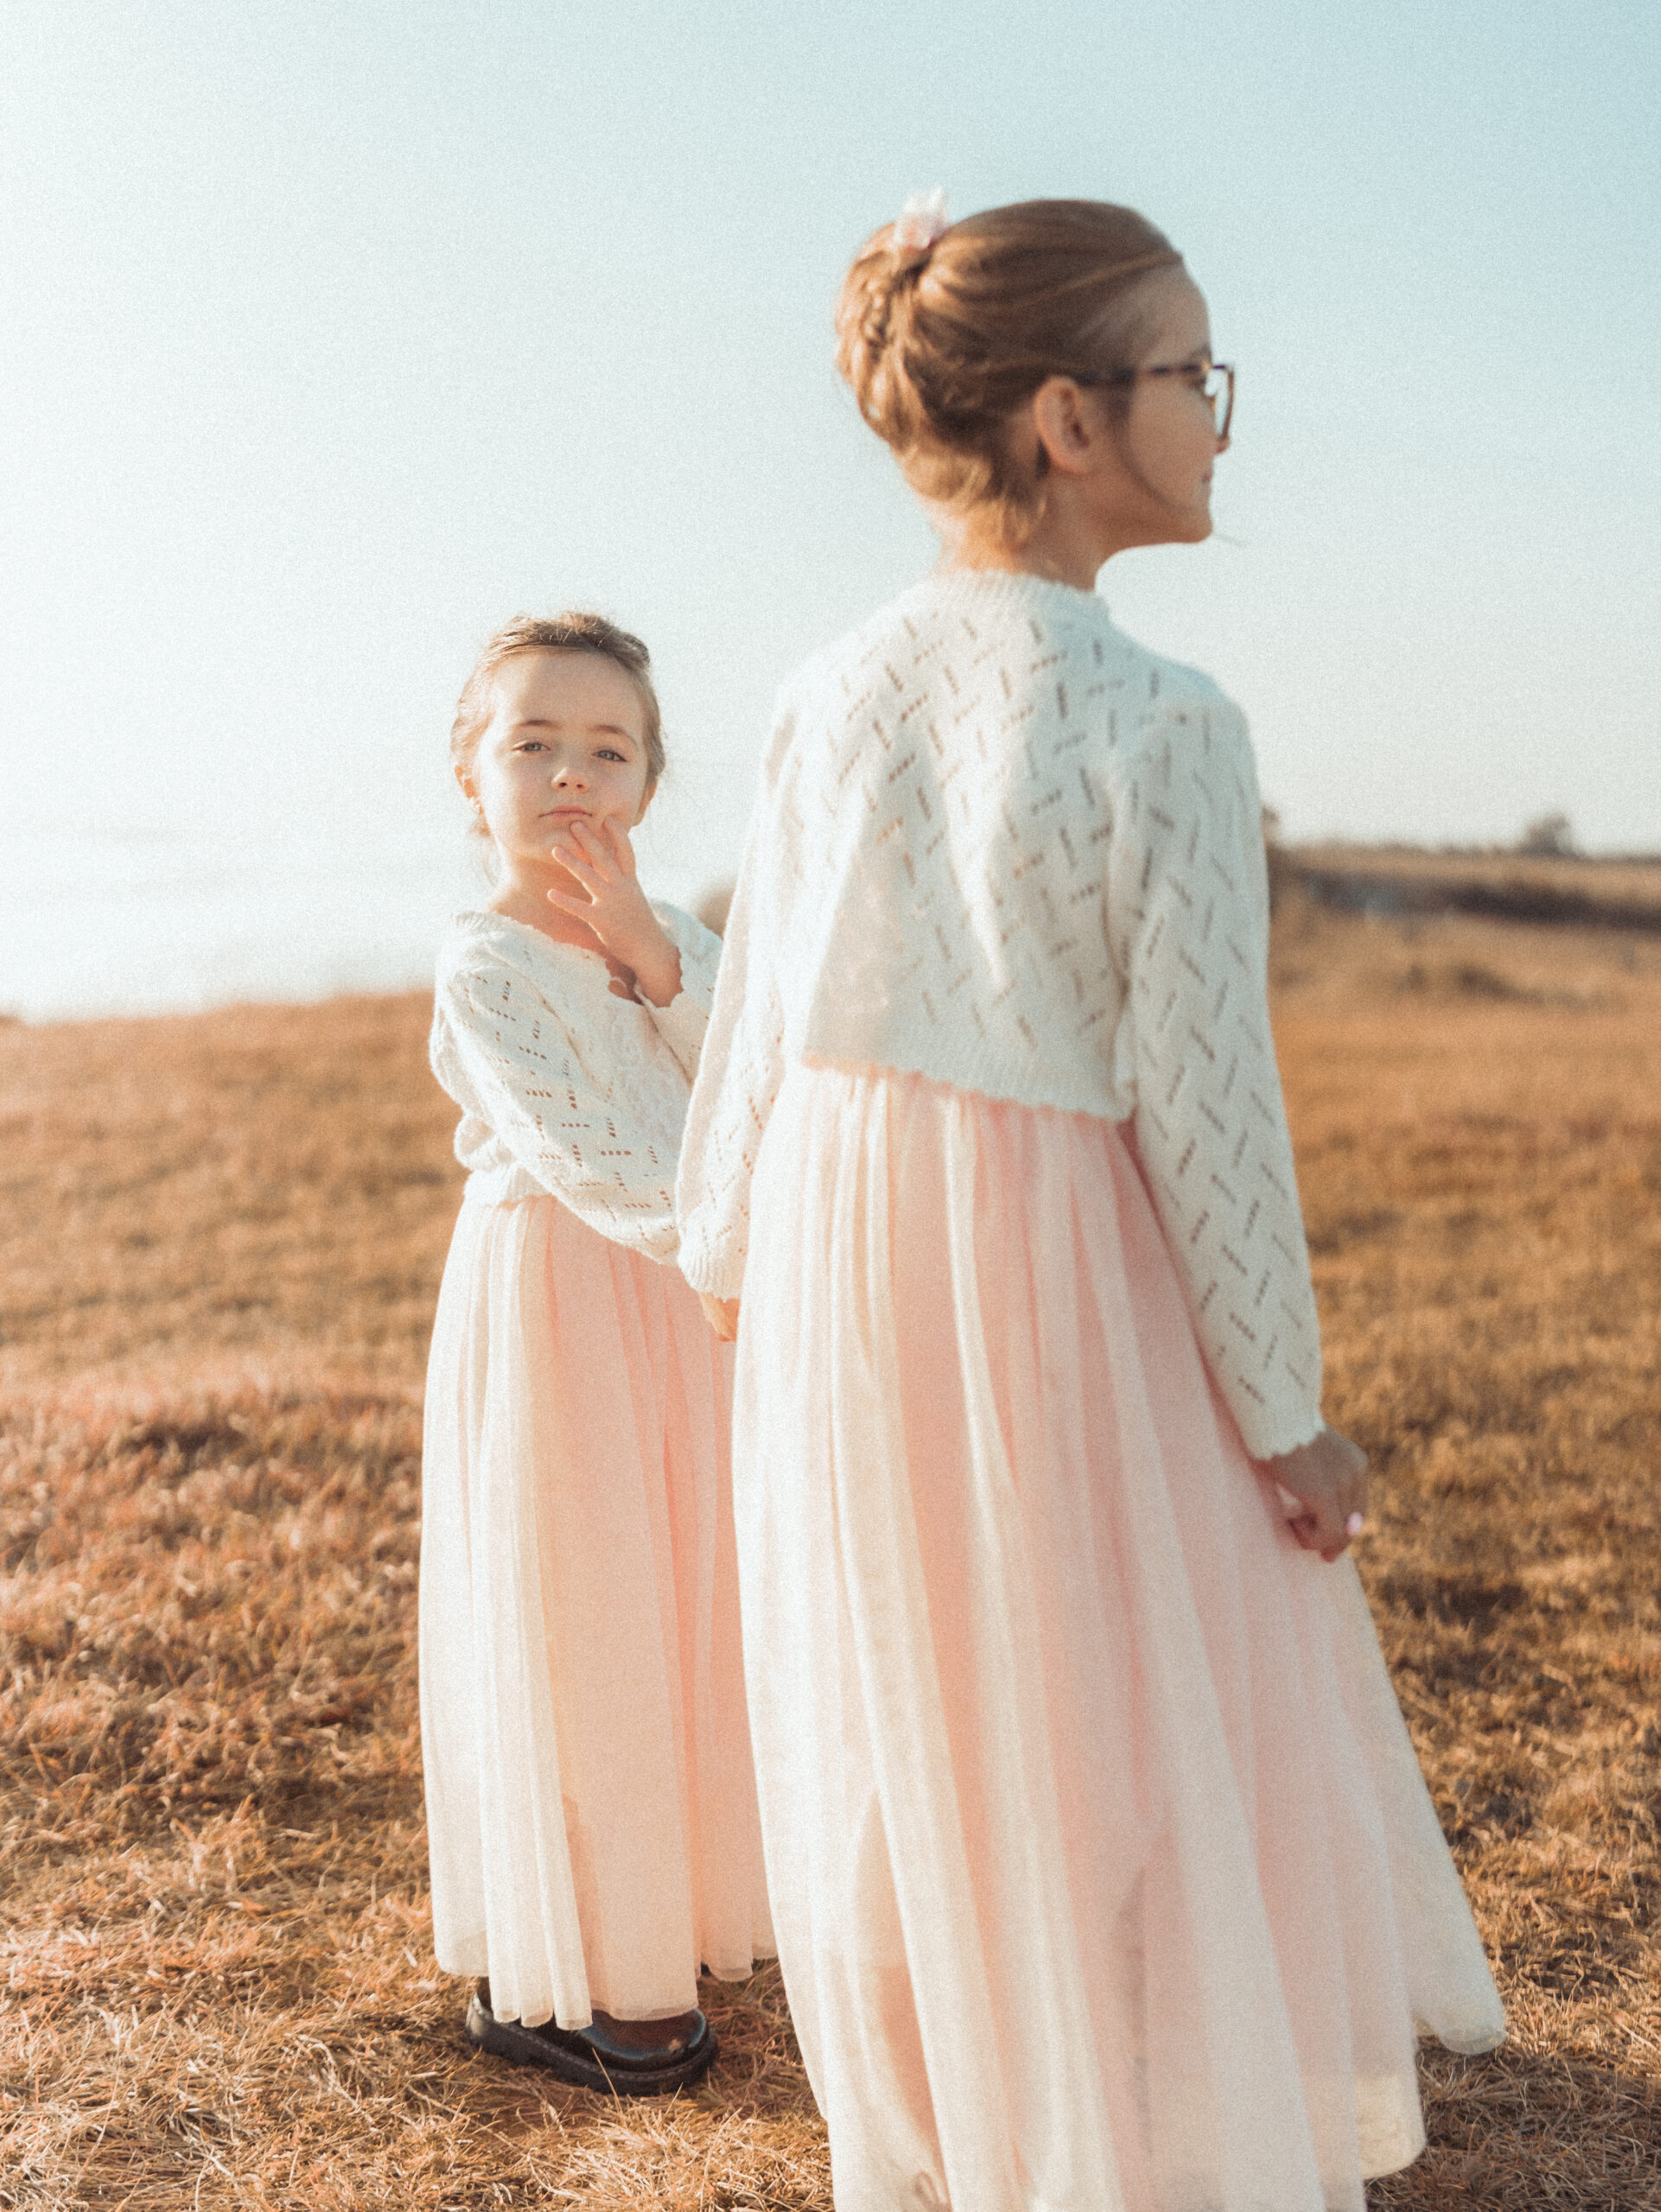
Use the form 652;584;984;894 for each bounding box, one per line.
450;612;666;804
835;198;1183;544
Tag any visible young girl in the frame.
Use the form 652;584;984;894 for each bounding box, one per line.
420;611;771;2094
678;201;1505;2207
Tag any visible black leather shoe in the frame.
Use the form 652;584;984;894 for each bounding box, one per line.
464;1982;717;2096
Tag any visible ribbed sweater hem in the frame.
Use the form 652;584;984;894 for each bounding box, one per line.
791;1042;1135;1126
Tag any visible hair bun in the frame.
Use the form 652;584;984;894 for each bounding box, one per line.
838;189;951;405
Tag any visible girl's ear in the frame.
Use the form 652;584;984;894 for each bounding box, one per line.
1030;377;1099;479
455;761;476;804
633;777;659;828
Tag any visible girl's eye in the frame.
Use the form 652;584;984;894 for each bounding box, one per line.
597;747;626;762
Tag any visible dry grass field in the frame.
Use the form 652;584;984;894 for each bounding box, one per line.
3;895;1660;2209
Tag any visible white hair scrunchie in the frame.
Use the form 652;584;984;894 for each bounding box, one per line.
892;187;950;255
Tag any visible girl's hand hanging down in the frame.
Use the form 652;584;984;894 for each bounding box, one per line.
699;1294;740;1343
548;817;684;1008
1263;1427;1370;1562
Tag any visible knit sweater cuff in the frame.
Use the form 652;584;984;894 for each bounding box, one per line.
1230;1393;1325;1465
677;1231;747;1302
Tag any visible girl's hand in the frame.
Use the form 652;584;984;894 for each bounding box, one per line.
699;1293;740;1343
1262;1426;1369;1562
548;817;683;1007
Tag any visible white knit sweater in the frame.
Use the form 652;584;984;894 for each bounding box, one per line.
677;569;1324;1459
430;901;720;1262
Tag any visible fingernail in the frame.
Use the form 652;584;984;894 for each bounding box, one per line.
1345;1512;1365;1538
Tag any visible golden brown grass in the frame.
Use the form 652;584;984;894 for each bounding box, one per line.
3;906;1659;2208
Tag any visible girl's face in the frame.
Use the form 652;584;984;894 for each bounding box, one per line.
1097;269;1229;548
460;650;654;871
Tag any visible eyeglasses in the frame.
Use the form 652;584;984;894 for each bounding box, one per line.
1073;359;1235;441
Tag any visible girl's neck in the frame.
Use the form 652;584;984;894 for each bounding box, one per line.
487;866;601;953
938;477;1145;592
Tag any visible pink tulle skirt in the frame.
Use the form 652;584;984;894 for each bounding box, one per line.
419;1193;773;2031
735;1067;1504;2212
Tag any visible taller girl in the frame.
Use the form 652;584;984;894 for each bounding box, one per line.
678;200;1505;2209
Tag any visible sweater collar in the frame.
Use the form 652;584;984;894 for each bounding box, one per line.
903;566;1112;627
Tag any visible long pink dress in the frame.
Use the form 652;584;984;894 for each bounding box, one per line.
420;905;772;2032
735;1069;1500;2209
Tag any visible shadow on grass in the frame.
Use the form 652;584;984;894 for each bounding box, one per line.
1372;2041;1661;2211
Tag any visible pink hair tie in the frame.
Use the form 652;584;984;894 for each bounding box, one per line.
892;187;950;257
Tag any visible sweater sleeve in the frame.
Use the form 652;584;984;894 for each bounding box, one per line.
638;902;723;1086
675;713;795;1300
434;950;684;1262
1105;696;1324;1459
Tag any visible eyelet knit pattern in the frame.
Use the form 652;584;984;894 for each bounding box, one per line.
430;901;721;1262
677;569;1324;1459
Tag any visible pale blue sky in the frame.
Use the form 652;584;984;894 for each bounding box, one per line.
3;0;1658;933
